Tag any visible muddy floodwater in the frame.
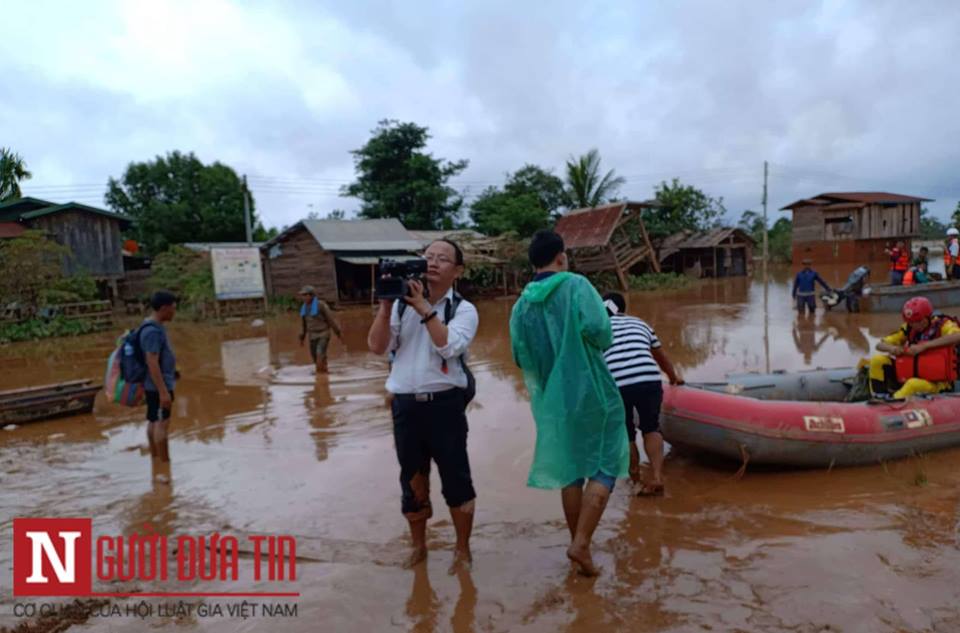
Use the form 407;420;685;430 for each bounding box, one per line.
2;265;959;632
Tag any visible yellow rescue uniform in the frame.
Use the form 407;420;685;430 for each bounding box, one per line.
869;319;960;398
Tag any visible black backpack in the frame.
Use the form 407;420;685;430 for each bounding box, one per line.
396;292;476;405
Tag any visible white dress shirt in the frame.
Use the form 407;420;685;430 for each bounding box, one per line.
384;288;479;394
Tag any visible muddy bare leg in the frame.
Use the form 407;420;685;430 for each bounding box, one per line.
155;419;171;463
147;421;159;458
566;480;610;577
448;500;474;574
628;442;641;483
561;484;583;542
642;431;665;485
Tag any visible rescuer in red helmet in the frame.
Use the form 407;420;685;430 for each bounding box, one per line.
869;296;960;399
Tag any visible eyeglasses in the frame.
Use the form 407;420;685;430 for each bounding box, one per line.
423;253;455;265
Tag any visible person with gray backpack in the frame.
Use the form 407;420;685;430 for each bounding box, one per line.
367;239;479;574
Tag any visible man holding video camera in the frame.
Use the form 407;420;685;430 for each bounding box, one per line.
367;239;479;573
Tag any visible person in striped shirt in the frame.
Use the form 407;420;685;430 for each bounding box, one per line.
602;292;683;496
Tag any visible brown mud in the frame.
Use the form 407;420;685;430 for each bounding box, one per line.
1;264;959;632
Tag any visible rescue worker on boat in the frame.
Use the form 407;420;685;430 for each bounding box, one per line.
903;248;930;286
884;240;910;285
944;227;960;280
792;258;831;316
868;296;960;399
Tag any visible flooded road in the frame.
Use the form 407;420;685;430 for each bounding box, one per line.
2;265;959;632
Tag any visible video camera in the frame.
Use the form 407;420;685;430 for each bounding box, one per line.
375;258;429;300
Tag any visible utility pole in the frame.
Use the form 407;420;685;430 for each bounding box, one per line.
243;174;252;245
762;160;769;267
762;160;770;374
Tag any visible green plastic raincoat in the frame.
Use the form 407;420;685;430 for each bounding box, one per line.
509;272;628;489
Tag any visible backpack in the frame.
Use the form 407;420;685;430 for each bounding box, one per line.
396;292;476;405
104;322;160;407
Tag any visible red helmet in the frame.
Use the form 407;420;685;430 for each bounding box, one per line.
902;297;933;323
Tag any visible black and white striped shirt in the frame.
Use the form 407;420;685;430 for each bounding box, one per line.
603;315;662;387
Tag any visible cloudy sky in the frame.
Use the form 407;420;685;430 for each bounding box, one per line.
2;0;959;229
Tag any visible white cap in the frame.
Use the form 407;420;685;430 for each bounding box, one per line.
948;227;959;236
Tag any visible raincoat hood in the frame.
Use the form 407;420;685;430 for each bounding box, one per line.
521;271;572;303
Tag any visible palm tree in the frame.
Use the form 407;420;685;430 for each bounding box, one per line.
564;149;625;209
0;148;32;202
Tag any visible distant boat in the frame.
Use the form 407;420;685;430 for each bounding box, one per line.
863;280;960;312
0;379;100;427
661;368;960;467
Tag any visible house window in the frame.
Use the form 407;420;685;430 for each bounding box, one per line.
824;216;854;237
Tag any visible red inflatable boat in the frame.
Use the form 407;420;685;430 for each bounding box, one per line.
660;368;960;467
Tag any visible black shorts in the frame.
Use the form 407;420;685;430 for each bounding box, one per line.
391;389;475;516
145;390;174;423
619;381;663;443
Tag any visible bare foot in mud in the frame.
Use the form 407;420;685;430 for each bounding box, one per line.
448;548;472;575
566;544;599;577
403;546;428;569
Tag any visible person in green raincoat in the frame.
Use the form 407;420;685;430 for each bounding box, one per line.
509;230;628;576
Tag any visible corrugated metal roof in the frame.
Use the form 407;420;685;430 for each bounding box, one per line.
657;227;755;261
0;197;57;221
183;242;265;252
0;222;25;238
555;203;626;248
20;202;132;225
555;201;660;249
301;219;423;252
407;229;484;247
781;191;932;210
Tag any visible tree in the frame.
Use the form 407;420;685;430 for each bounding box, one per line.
768;217;793;263
0;148;32;202
342;120;468;230
106;151;271;254
469;164;563;237
470;188;549;237
504;164;567;218
564;149;625;209
646;178;726;238
738;209;766;245
0;230;69;309
921;206;948;239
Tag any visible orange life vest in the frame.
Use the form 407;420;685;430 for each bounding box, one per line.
902;269;915;286
944;238;958;269
890;248;909;272
895;345;958;383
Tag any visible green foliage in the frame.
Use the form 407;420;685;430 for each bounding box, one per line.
106;150;273;254
343;120;469;230
585;271;692;293
0;316;96;344
39;273;99;305
646;179;725;238
505;165;567;218
0;147;32;202
147;245;214;308
921;206;948;239
0;230;69;308
471;189;550;237
768;217;793;263
564;149;625;209
470;165;565;237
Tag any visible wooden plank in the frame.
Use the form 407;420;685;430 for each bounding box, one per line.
0;379;94;399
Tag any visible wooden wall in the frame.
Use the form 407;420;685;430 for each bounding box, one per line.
263;227;338;303
792;202;921;244
28;211;124;278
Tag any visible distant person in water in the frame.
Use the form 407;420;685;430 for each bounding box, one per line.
298;286;342;374
601;292;683;497
141;291;178;481
792;259;831;316
509;230;628;577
